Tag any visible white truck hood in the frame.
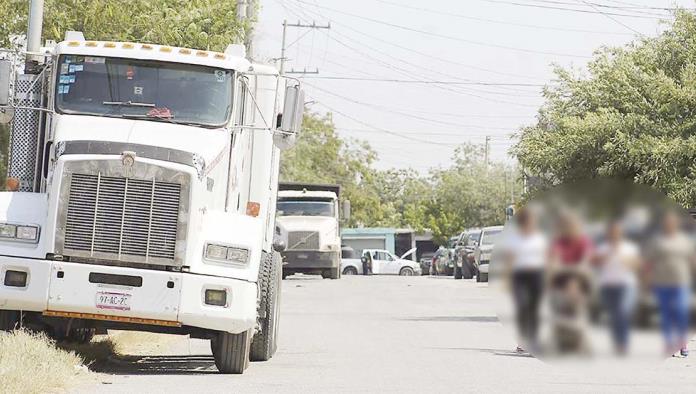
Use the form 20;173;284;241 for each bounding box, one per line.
53;114;229;165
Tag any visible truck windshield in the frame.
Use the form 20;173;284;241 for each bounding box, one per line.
55;55;233;127
277;200;335;217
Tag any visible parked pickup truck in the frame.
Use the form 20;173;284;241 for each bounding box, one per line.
341;248;420;276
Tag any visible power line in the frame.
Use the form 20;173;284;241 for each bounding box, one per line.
304;80;521;130
573;0;643;35
473;0;669;19
300;76;546;87
294;0;591;58
336;127;517;138
374;0;635;35
283;0;547;82
282;1;544;106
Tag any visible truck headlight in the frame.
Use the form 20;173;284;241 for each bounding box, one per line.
0;223;40;243
204;243;249;265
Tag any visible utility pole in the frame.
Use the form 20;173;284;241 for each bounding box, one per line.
484;135;490;169
25;0;44;71
279;20;330;75
236;0;256;59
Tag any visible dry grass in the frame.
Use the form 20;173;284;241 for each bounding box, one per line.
104;330;179;355
0;330;89;394
0;329;182;394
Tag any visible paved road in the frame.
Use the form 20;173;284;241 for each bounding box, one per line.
76;275;696;393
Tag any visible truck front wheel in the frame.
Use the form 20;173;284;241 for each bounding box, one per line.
0;310;19;332
250;252;281;361
212;329;252;374
323;267;340;279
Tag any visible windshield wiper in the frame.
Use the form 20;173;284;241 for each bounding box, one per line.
103;101;156;107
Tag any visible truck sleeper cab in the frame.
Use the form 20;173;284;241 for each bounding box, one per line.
0;34;303;374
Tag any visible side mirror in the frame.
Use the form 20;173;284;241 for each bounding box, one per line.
0;60;11;107
280;85;304;134
273;224;287;252
342;200;351;221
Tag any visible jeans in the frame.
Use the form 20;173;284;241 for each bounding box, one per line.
653;286;690;350
512;270;544;347
601;285;635;351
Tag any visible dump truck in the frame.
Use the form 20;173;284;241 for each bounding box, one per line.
276;183;348;279
0;31;303;374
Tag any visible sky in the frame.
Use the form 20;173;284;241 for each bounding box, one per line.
253;0;693;172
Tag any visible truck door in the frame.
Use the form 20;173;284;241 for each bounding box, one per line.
371;251;388;274
384;252;399;274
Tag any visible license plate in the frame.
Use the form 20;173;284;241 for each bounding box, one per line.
96;291;131;311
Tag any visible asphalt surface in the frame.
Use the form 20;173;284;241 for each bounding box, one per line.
74;275;696;393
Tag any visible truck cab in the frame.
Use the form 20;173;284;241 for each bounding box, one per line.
275;183;345;279
0;33;304;374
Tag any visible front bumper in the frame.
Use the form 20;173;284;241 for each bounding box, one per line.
282;250;339;270
0;256;256;334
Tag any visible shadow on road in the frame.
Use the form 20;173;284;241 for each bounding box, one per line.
399;316;499;323
429;346;536;358
93;354;219;375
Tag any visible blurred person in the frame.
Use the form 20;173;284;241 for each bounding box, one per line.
502;208;548;353
594;221;640;355
361;251;371;276
646;211;696;357
548;212;594;355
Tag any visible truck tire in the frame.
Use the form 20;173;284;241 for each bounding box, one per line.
212;329;252;374
322;268;340;279
454;265;463;279
0;310;19;332
250;252;281;362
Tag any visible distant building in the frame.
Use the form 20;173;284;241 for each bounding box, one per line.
341;228;416;260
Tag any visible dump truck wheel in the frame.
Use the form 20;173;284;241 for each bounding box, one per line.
0;310;19;332
250;252;281;361
212;329;252;374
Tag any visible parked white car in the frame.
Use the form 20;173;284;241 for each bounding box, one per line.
341;248;420;276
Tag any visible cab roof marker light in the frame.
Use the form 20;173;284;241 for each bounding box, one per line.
196;51;208;57
85;41;98;47
67;41;80;47
179;48;192;55
122;43;135;49
103;42;116;48
214;53;225;60
160;46;172;53
141;44;154;50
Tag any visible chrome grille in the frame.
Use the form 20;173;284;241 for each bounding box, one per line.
287;231;320;250
64;173;181;262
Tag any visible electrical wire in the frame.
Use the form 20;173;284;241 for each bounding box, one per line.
374;0;635;35
294;0;592;58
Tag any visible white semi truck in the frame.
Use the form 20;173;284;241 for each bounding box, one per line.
0;32;303;374
276;183;346;279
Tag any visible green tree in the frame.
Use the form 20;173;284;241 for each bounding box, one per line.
514;10;696;207
0;0;251;51
423;144;517;244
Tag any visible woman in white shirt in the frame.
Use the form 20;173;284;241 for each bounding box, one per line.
594;221;639;355
504;208;548;352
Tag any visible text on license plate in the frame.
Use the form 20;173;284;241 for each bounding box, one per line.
96;291;131;311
